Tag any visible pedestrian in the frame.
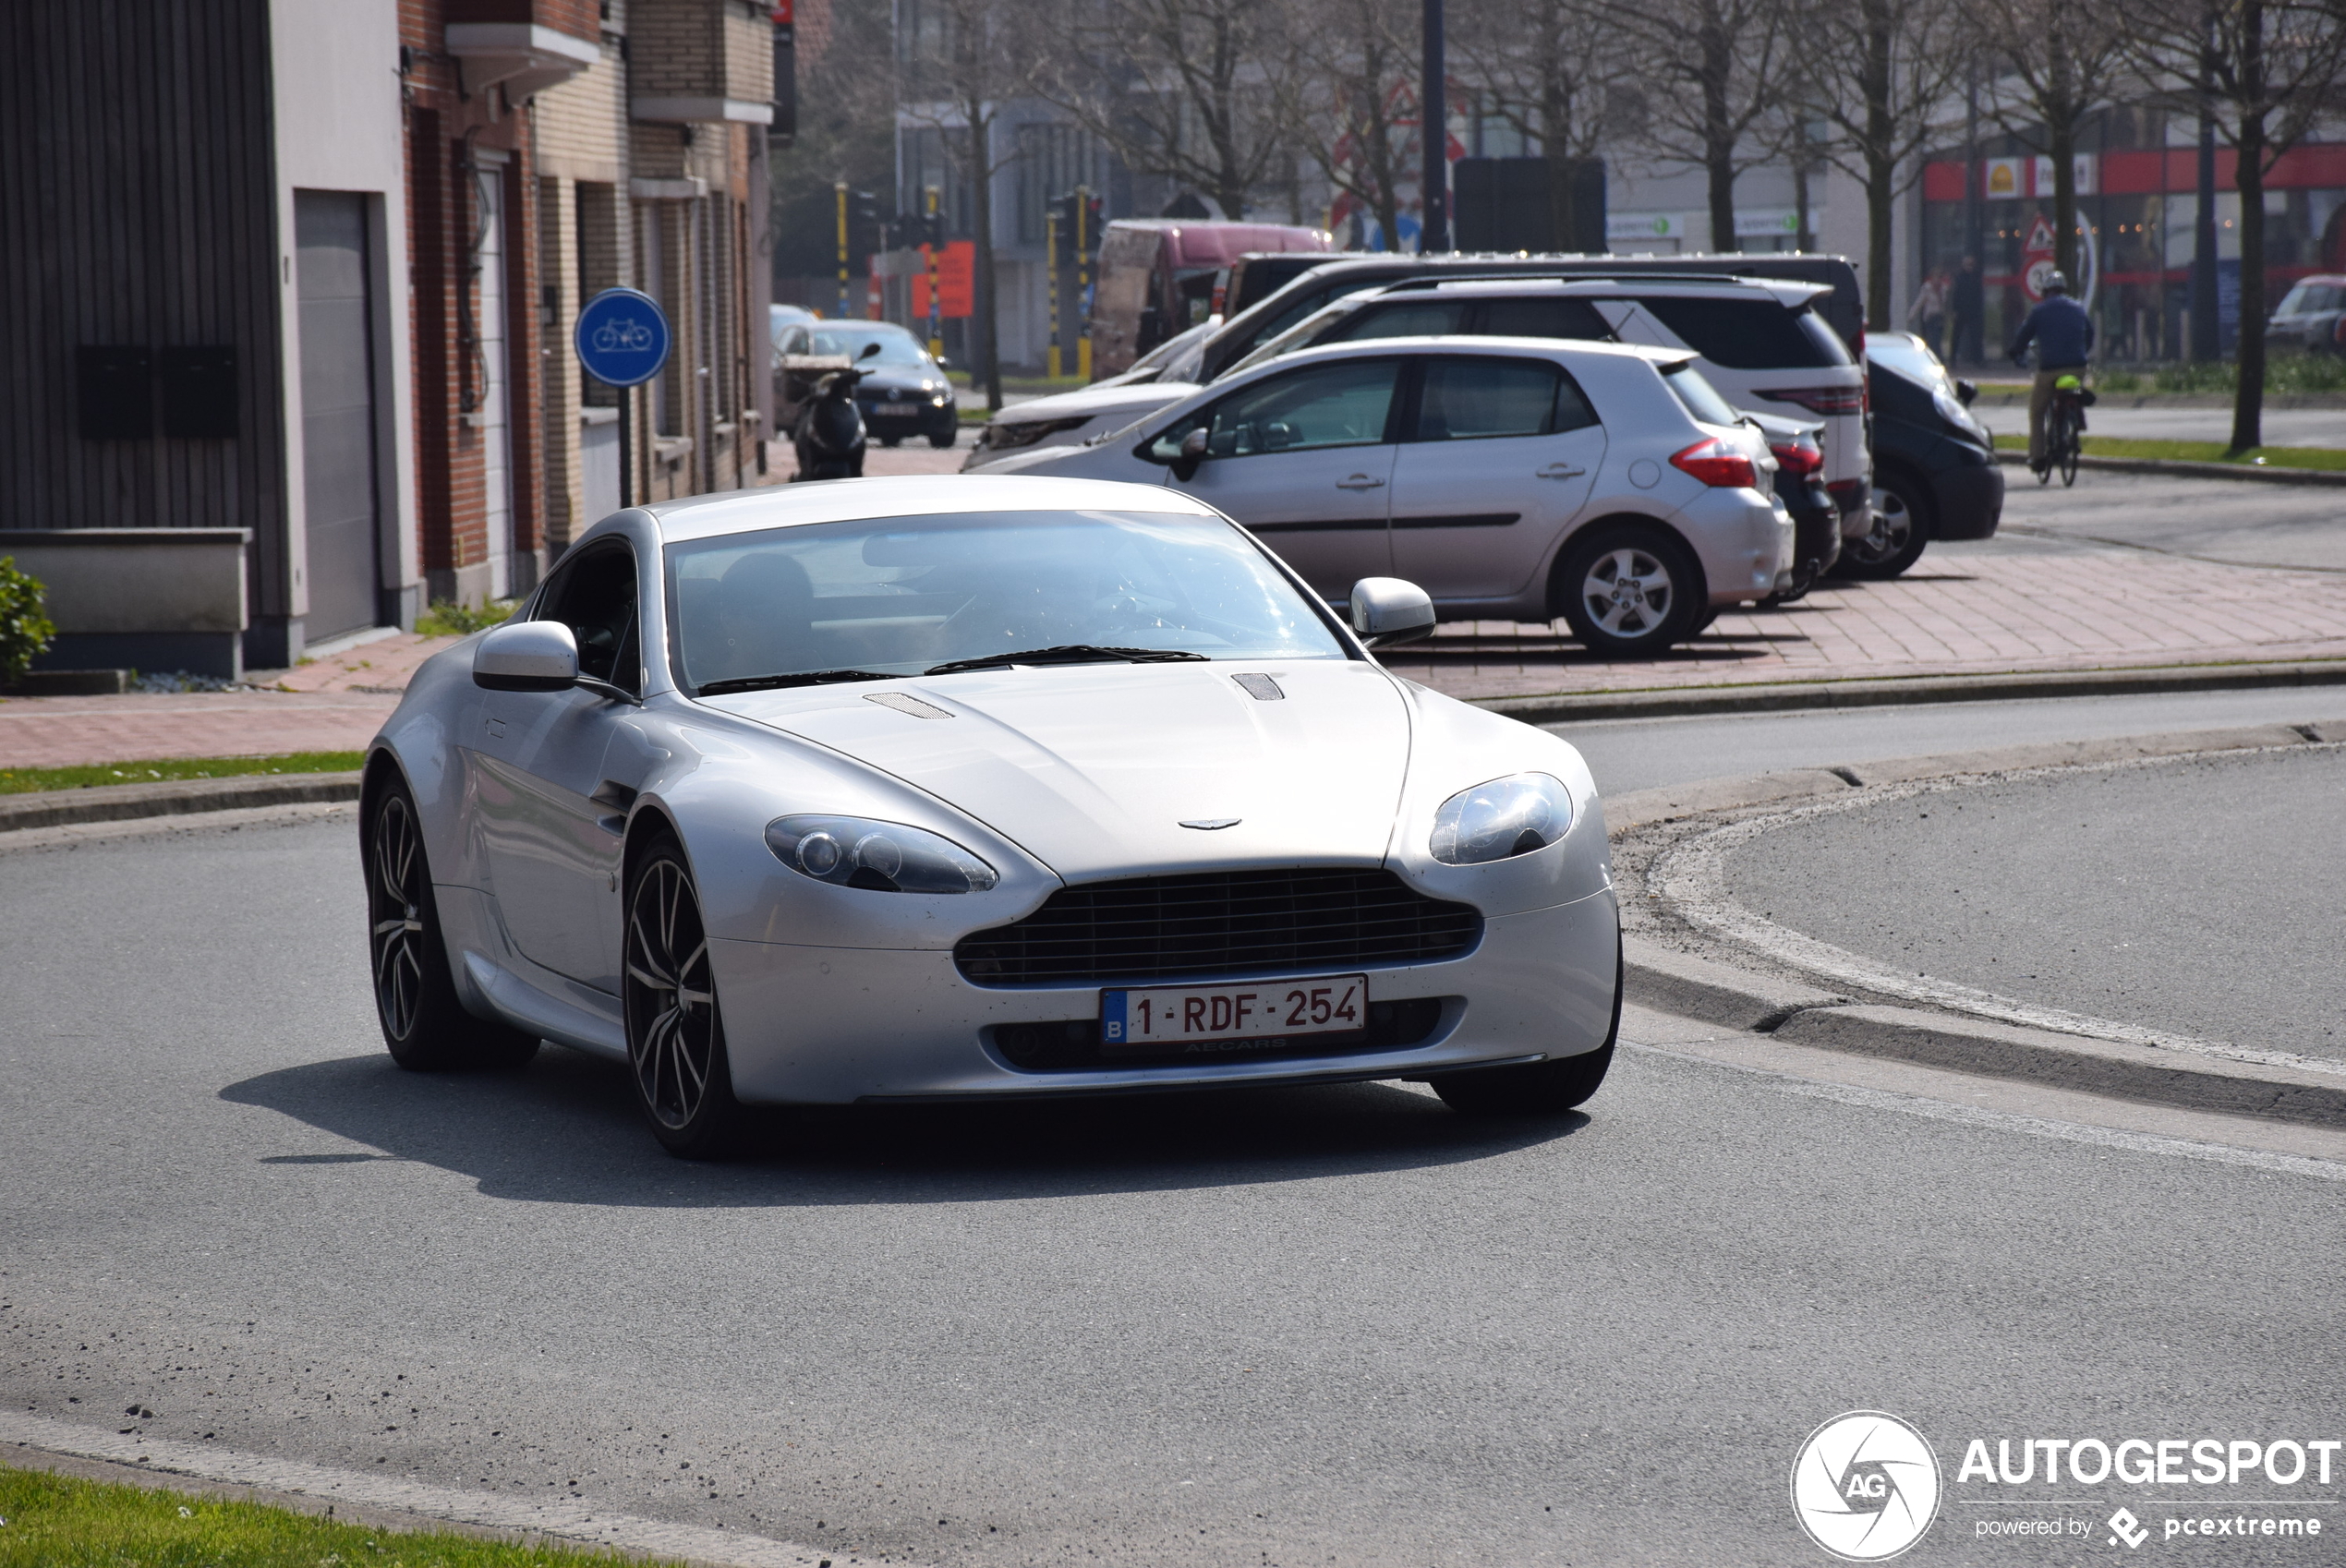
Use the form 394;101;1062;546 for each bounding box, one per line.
2008;271;2095;469
1907;269;1951;356
1950;256;1985;367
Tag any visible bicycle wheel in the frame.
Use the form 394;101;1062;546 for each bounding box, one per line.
2057;407;2080;486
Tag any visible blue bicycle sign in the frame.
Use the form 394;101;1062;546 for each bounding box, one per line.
574;287;671;387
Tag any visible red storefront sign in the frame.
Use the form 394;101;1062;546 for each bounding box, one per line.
911;242;975;320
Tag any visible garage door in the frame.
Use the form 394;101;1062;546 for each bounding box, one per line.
295;191;381;642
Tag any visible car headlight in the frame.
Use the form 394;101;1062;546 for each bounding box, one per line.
765;814;999;893
1429;774;1574;865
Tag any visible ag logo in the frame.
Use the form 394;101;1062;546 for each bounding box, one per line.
1790;1411;1941;1561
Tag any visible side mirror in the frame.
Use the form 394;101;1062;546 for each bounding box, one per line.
1348;577;1435;648
473;619;579;692
1171;426;1210;482
859;341;883;360
934;353;950;369
1953;378;1978;406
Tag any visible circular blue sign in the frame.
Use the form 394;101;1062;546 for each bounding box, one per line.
574;287;671;388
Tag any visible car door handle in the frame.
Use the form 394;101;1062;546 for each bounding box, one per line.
1537;464;1587;479
1335;474;1386;490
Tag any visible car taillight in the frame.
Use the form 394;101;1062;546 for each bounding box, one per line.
1671;437;1759;488
1769;441;1824;477
1758;387;1866;416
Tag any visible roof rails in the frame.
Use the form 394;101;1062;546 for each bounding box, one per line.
1379;271;1753;292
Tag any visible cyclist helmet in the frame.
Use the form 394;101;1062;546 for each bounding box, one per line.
2043;271;2071;296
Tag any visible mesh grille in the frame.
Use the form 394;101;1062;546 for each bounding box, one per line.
955;868;1481;987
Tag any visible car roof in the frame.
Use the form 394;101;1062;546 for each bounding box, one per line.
637;475;1221;543
1368;274;1832;307
1239;335;1697;373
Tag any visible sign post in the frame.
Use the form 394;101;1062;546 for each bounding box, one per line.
1046;206;1061;380
1075;184;1092;381
573;286;672;512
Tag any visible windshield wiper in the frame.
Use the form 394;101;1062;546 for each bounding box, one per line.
924;645;1209;676
696;669;896;695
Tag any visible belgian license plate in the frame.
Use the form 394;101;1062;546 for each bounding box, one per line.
1100;975;1367;1052
879;401;918;413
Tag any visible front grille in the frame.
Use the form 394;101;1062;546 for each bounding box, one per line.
954;868;1481;987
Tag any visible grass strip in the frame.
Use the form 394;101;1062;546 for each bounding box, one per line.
0;1465;677;1568
0;752;365;795
1989;433;2346;471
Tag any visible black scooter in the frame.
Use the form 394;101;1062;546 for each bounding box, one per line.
792;341;882;482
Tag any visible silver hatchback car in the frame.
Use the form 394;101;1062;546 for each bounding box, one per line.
981;337;1791;656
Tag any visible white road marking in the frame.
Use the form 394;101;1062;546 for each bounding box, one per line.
0;1410;917;1568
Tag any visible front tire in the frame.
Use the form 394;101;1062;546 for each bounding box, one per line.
623;835;752;1159
1832;471;1932;580
1555;524;1702;657
1432;941;1623;1115
364;778;539;1071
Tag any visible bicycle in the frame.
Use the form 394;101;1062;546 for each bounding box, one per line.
2034;372;2088;488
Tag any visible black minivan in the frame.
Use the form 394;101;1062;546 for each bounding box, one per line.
1842;332;2004;579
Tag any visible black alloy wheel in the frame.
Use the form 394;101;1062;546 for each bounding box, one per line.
365;778;539;1070
623;835;751;1158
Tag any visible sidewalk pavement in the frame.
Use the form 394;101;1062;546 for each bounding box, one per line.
10;467;2346;767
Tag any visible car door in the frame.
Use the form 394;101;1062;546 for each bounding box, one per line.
1152;356;1403;599
472;544;650;991
1386;355;1608;604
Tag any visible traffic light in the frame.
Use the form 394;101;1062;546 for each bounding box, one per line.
849;189;883;256
1051;192;1103;266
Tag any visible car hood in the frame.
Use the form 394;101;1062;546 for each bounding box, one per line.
855;368;947;396
987;381;1194;428
698;659;1411;881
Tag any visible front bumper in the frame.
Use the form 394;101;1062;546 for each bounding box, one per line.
861;400;954;435
707;886;1620;1103
1930;453;2006;539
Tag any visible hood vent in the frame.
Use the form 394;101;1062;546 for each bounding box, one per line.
1231;673;1285;701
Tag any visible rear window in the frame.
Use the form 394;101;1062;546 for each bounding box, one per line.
1328;300;1470;341
1636;296;1845;370
1661;361;1743;427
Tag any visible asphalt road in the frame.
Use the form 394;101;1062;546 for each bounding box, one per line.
1721;744;2346;1062
5;789;2344;1564
1994;467;2346;572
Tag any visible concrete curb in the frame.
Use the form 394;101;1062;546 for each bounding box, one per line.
0;771;363;834
1614;722;2346;1129
1993;448;2346;486
1476;661;2346;726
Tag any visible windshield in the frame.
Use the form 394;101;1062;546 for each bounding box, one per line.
1661;361;1743;427
2278;282;2343;315
1867;333;1955;394
807;327;931;367
1227;302;1360;375
670;510;1348;690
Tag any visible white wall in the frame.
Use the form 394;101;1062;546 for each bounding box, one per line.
270;0;419;633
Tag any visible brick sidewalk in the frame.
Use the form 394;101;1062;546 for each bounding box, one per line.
12;520;2346;769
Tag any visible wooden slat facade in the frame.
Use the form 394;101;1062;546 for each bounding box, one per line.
0;0;290;642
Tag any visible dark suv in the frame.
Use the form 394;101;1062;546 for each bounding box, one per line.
1844;332;2003;579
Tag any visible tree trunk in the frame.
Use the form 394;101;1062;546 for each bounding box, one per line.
2233;115;2268;452
1793;158;1814;252
1542;74;1578;249
968;115;1003;411
1862;0;1894;328
1700;13;1738;252
2048;17;2078;283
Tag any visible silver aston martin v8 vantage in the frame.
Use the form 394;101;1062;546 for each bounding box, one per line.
361;475;1622;1156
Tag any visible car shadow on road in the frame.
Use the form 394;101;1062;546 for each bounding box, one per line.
219;1046;1588;1208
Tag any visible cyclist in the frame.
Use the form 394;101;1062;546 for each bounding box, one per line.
2008;271;2094;472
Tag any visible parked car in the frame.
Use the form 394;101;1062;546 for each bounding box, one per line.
1087;220;1335;375
982;337;1792;657
777;321;956;449
1747;411;1839;598
2266;274;2346;355
362;473;1625;1156
961;321;1218;472
1847;331;2003;579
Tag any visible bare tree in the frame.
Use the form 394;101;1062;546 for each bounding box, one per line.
1604;0;1793;252
1276;0;1418;250
1961;0;2130;288
1449;0;1634;247
1042;0;1298;220
896;0;1050;409
2126;0;2346;450
1792;0;1968;326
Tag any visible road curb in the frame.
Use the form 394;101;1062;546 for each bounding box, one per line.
1993;448;2346;486
1613;722;2346;1129
1476;661;2346;726
0;771;363;834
